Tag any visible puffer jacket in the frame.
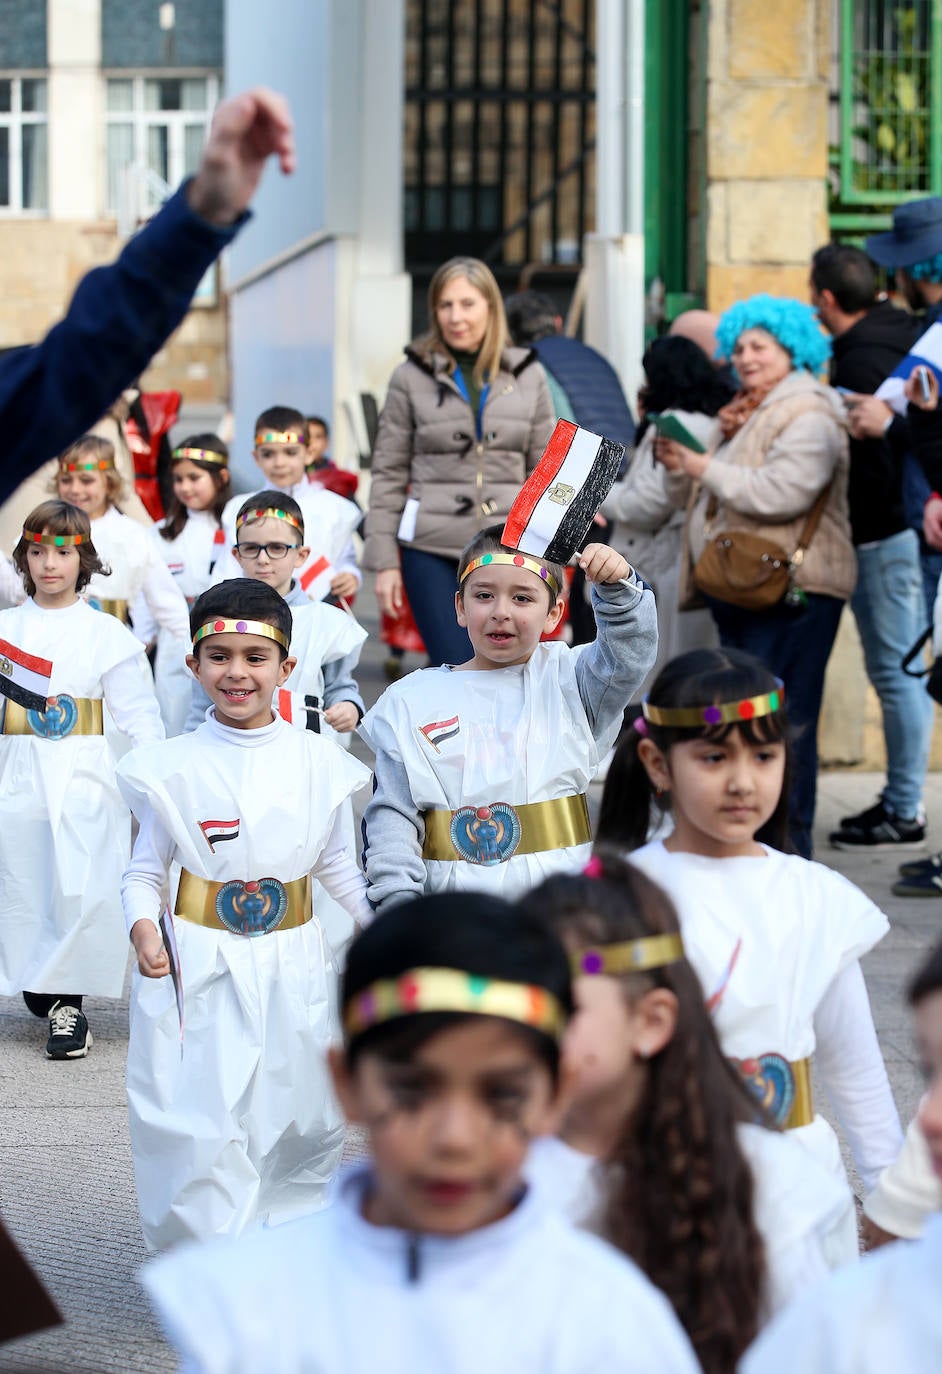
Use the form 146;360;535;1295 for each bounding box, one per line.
675;370;856;602
364;344;555;570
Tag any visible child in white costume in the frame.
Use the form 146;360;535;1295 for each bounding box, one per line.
56;435;191;735
360;527;657;910
142;891;700;1374
133;434;232;734
520;854;856;1372
214;406;361;601
740;939;942;1374
597;647;902;1197
0;501;163;1060
117;580;370;1253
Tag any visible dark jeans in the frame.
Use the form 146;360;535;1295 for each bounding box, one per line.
707;592;845;860
400;545;472;667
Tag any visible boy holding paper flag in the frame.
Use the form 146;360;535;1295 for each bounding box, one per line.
360;419;657;911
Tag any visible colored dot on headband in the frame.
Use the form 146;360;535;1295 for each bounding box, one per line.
642;680;785;730
172;446;228;466
342;966;567;1042
459;551;560;596
255;429;304;445
22;528;86;546
58;458;115;473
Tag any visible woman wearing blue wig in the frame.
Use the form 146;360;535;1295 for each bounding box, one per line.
659;295;854;857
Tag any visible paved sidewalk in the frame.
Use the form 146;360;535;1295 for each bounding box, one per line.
2;593;941;1369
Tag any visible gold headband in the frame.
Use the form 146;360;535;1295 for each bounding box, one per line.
192;618;290;652
343;966;567;1042
459;552;560;597
255;429;304;445
642;681;785;730
573;934;686;978
236;507;303;535
58;457;115;473
172;446;228;467
22;529;86;547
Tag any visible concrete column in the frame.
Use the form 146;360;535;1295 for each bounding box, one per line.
47;0;102;221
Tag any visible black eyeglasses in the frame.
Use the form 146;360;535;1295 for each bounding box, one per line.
235;541;298;561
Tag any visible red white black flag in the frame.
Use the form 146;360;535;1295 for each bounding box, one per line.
0;637;53;713
502;419;624;563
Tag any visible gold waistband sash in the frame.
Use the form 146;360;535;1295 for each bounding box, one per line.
3;697;103;737
422;793;591;863
94;598;129;624
731;1054;813;1131
174;868;312;936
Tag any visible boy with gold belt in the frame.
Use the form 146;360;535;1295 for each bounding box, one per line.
116;579;369;1252
360;527;657;911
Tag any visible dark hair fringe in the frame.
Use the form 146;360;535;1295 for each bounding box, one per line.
341;891;574;1080
596;648;793;853
160;433;230;542
12;500;110;595
457;523;565;608
519;850;767;1374
189;578;293;658
254;405;308;442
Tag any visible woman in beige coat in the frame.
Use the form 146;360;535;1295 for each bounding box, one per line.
660;295;854;858
364;257;554;664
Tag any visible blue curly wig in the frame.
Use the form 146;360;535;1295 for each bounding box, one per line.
908;253;942;283
716;294;831;376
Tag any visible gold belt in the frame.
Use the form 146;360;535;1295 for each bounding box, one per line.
731;1054;813;1130
422;793;591;864
175;868;313;937
3;696;103;738
94;598;129;624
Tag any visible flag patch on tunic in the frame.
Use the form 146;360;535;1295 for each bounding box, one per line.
198;817;240;852
0;637;53;713
418;715;460;753
502;419;624;563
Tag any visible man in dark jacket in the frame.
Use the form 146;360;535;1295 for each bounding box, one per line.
810;243;932;852
0;88;294;506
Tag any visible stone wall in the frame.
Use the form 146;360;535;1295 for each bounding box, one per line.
704;0;830;313
0;219;227;404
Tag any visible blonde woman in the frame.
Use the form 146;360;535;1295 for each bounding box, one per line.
365;257;554;664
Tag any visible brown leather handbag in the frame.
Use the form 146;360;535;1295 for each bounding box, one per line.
692;485;831;612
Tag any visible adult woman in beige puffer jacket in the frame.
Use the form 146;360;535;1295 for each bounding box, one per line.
364;257;554;665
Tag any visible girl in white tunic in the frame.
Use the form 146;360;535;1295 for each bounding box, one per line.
596;646;902;1197
741;939;942;1374
116;579;370;1253
55;435;191;736
0;500;163;1059
360;527;657;911
141;890;700;1374
520;852;857;1374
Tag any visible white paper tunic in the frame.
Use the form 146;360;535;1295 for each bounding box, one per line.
740;1212;942;1374
150;509;226;604
0;597;163;995
116;712;370;1252
527;1125;857;1320
141;1168;701;1374
630;842;900;1191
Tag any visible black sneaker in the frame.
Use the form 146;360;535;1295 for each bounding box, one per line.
898;850;942;879
829;800;926;851
45;1003;92;1060
892;870;942;898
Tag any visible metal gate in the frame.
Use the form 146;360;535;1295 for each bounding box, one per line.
404;0;595;284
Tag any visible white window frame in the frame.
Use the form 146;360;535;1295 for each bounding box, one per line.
104;71;221;222
0;73;48;217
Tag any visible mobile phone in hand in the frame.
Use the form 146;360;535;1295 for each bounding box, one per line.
916;365;933;404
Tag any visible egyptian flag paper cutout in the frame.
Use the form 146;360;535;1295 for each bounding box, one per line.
502;419;625;563
299;553;335;602
0;637;52;713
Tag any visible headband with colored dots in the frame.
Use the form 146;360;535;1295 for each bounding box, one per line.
343;966;567;1042
641;680;785;730
459;552;560;596
573;934;686;978
255;430;305;445
235;507;303;535
58;457;115;473
192;618;290;652
172;446;228;467
22;528;86;547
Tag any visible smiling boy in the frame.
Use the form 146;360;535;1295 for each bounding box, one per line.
360;526;657;909
116;579;370;1251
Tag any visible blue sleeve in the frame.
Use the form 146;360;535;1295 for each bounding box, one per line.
0;183;246;502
